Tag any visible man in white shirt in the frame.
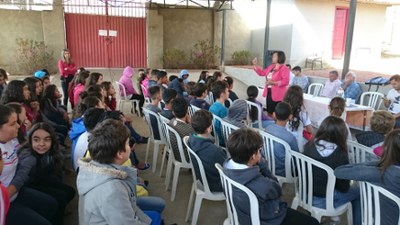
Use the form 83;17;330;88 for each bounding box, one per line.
383;74;400;128
320;70;342;98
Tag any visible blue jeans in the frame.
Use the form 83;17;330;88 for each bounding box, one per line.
313;186;361;225
137;196;166;213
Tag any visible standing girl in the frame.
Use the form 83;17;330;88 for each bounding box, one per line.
58;49;77;106
252;51;290;115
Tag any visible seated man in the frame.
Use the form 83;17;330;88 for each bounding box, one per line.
223;128;320;225
321;70;342;98
169;97;193;162
145;86;162;140
342;71;362;101
160;88;177;120
291;66;309;93
383;74;400;128
77;119;160;225
190;83;211;110
188;110;227;192
265;102;299;176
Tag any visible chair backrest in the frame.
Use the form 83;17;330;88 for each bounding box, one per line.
143;108;164;142
290;151;337;213
245;100;263;129
115;81;129;100
188;104;201;117
206;91;215;105
307;83;324;96
220;119;240;147
360;181;400;225
183;136;213;195
259;130;295;182
158;114;170;144
215;163;260;225
212;114;224;147
164;122;191;166
347;140;378;164
140;84;148;97
360;91;384;110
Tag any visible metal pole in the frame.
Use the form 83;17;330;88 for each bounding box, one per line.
263;0;272;67
221;10;226;66
341;0;357;79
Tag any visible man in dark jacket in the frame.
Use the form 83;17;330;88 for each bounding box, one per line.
188;110;227;192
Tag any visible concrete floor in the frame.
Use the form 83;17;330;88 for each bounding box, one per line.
51;69;349;225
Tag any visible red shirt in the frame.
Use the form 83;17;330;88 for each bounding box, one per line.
58;60;77;78
0;184;10;225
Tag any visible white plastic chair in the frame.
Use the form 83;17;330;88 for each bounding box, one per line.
164;122;191;201
215;163;261;225
258;130;295;187
183;137;226;225
220;119;240;147
212;115;224;147
188;104;201;117
245;100;263;129
307;83;324;96
205;91;215;105
359;92;384;110
360;181;400;225
114;81;141;116
290;151;353;224
347;140;378;164
158;114;171;177
142;108;166;173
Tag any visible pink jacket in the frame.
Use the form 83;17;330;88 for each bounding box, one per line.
254;64;290;102
73;83;85;106
119;66;138;96
141;78;149;97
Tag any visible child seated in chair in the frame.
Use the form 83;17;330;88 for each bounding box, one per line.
145;86;162;140
223;128;320;225
188;110;227;192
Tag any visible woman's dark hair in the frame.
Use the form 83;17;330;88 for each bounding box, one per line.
273;51;286;64
0;80;29;104
0;68;8;81
313;116;348;154
207;71;223;90
378;129;400;175
77;95;102;117
247;85;259;122
224;76;234;86
101;81;113;106
283;85;304;131
198;71;208;83
5;103;26;144
329;97;345;117
138;69;147;84
227;128;263;164
72;70;90;87
61;48;71;63
41;84;58;108
82;85;104;102
0;104;15;128
28;122;63;176
86;72;103;86
24;77;41;102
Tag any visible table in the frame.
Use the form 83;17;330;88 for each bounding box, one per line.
303;94;373;131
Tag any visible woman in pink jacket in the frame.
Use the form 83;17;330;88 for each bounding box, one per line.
119;66;145;114
252;51;290;115
58;49;77;107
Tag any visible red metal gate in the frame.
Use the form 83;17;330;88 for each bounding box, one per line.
64;13;147;68
332;7;349;59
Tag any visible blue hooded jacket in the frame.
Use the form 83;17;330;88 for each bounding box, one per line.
168;70;189;97
69;117;87;169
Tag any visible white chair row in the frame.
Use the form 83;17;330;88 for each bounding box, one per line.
114;81;141;116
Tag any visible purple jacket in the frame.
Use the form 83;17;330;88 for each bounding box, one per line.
119;66;138;96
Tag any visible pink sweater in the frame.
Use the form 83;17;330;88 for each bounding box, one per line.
254;64;290;102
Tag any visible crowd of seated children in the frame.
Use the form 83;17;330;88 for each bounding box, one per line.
356;110;395;157
224;99;248;129
190;83;211;110
119;66;145;115
223;128;320;225
265;102;299;176
188;110;227;192
169;98;193;162
335;128;400;225
160;88;177;120
304;116;361;225
247;85;273;129
209;81;229;146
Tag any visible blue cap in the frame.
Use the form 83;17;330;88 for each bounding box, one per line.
34;70;46;79
179;70;189;79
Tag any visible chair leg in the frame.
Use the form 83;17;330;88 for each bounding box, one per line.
190;194;204;225
159;146;168;177
144;138;151;164
165;158;173;188
152;142;160;173
185;182;196;222
170;164;181;201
